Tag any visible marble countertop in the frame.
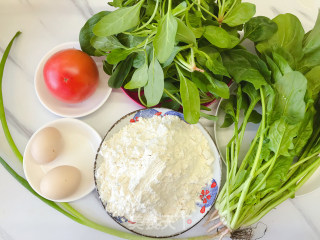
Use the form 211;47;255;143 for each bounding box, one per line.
0;0;319;239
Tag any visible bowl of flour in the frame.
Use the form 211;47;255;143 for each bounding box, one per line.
94;108;221;238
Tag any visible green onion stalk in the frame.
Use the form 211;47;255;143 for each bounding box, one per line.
0;32;215;240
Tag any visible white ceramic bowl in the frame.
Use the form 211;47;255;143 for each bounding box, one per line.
94;108;222;238
34;42;112;118
23;118;101;202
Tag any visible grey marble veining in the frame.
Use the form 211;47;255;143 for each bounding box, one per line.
4;107;33;139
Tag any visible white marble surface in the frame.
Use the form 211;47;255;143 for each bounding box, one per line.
0;0;319;240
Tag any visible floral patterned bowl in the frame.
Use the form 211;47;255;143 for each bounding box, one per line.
94;108;221;238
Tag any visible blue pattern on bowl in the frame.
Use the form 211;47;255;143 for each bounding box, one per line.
197;179;218;211
133;109;159;120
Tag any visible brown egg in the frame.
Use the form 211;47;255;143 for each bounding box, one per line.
30;127;63;164
40;165;81;200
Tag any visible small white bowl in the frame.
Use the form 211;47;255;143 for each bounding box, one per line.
23;118;102;202
34;42;112;118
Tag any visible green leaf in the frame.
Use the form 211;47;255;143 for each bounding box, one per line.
299;49;320;71
206;57;230;77
133;51;146;69
124;62;148;89
107;48;134;65
268;119;298;156
242;83;260;103
222;49;269;89
305;66;320;100
93;1;143;36
266;56;282;83
108;56;134;88
271;52;292;75
203;72;229;99
191;71;209;92
292;107;315;155
248;110;262;124
221;113;234;128
243;16;278;42
256;13;305;68
303;10;320;55
272;71;307;124
263;156;293;193
102;60;113;75
179;68;200;124
144;56;164;107
90;36;125;52
162;46;186;68
153;12;178;63
200;112;218;121
233;170;248;190
108;0;124;7
172;1;187;16
204;25;239;49
175;18;197;46
224;3;256;27
221;96;236;119
79;11;110;56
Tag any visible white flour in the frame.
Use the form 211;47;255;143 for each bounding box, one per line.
95;115;215;228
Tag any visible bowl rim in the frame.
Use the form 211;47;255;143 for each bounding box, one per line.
93;107;222;238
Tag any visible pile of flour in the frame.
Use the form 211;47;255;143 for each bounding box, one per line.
95;115;215;228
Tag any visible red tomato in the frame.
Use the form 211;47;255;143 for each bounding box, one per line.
43;49;99;103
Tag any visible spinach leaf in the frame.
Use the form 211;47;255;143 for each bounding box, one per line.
256;13;305;68
178;67;200;124
222;49;269;89
191;71;209;92
107;48;135;65
108;55;134;88
305;65;320;100
200;112;218;121
93;1;144;36
206;57;230;77
153;12;178;63
263;156;293;192
302;10;320;55
204;72;229;99
272;71;307;125
103;60;113;75
118;35;146;48
133;51;146;68
90;36;125;53
108;0;124;7
79;11;110;56
172;1;187;16
221;113;234;128
203;25;239;49
266;56;282;83
292;107;315;155
175;18;197;46
224;3;256;27
243;16;278;42
125;60;148;89
299;49;320;71
196;47;220;66
248;110;262;124
242;83;260;103
268;119;298;156
271;52;292;75
144;55;164;107
220;96;236;128
162;46;184;68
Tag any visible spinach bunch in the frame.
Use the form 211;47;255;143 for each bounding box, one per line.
211;11;320;237
79;0;269;123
